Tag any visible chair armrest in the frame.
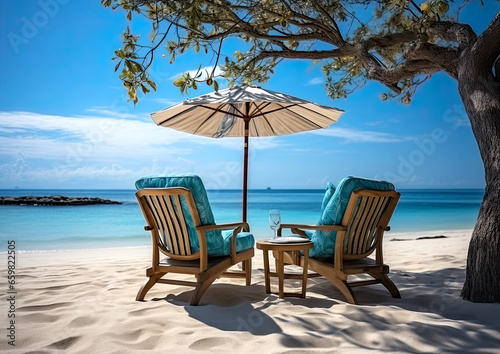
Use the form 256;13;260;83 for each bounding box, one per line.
196;222;250;261
279;223;347;232
196;222;250;232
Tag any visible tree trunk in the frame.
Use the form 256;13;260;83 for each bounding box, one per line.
458;30;500;302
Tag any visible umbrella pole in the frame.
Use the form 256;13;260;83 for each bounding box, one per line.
242;118;249;223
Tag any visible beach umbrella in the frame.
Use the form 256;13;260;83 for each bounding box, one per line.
151;86;344;222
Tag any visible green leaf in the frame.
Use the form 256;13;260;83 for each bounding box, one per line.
194;64;202;78
127;60;142;73
141;84;150;94
115;49;126;59
436;1;449;15
173;78;185;87
213;80;219;92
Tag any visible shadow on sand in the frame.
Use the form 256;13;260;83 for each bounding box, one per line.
150;267;500;351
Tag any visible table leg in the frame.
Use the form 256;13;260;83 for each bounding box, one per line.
301;249;309;298
277;250;284;299
263;249;270;294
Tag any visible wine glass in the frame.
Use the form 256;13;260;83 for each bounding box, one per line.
269;209;281;238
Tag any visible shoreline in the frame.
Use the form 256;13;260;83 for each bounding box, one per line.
1;228;474;254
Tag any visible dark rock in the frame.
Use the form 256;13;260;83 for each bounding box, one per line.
0;196;122;206
416;235;447;240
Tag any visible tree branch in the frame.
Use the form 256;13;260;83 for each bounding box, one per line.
362;31;419;50
202;1;337;46
205;29;329;44
254;46;356;61
428;21;477;48
366;59;443;86
259;2;343;45
404;41;460;79
310;0;345;45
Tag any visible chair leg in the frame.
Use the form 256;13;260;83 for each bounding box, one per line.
322;274;358;304
244;258;252;286
136;272;167;301
335;279;358;304
371;271;401;299
190;273;220;306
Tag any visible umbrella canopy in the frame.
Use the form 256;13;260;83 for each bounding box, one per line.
151;86;344;222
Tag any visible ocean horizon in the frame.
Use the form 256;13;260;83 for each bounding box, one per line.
0;188;483;252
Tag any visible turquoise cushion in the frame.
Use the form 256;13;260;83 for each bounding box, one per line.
135;174;254;257
320;182;336;213
310;176;395;258
222;231;255;254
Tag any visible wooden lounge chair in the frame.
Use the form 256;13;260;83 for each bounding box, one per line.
135;175;254;305
277;177;401;304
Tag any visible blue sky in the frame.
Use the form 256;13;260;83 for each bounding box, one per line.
0;1;498;190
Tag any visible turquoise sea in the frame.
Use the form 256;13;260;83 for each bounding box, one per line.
0;189;483;252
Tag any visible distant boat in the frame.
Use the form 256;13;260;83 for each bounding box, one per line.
267;187;271;190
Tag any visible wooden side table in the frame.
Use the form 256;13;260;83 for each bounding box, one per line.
256;240;313;298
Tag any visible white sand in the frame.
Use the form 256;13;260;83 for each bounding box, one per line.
2;229;500;353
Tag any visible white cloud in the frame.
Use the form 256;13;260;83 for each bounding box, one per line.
0;111;286;187
168;65;223;81
305;77;324;86
151;98;181;106
249;136;281;150
0;111;196;160
0;162;139;185
177;157;194;164
85;107;141;119
310;126;405;143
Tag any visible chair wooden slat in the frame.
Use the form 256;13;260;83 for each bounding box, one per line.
151;195;176;254
146;195;170;250
353;196;374;255
357;196;382;254
362;196;387;252
357;196;377;253
346;196;367;254
164;195;186;255
348;196;370;254
174;194;191;256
